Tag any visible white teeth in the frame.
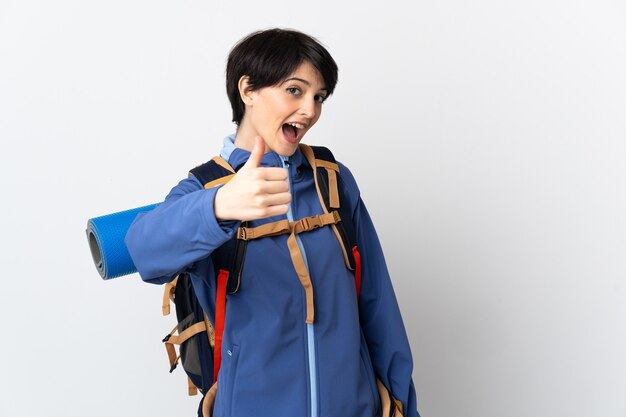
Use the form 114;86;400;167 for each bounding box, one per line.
287;122;305;129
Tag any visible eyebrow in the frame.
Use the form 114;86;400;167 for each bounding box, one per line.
282;77;328;92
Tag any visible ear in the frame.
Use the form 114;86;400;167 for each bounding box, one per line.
238;75;255;106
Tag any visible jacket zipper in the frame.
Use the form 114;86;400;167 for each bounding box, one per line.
281;156;318;417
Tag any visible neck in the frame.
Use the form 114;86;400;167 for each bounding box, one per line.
234;118;270;153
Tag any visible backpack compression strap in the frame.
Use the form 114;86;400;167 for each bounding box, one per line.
213;269;229;383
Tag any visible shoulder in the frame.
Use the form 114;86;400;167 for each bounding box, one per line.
163;155;233;202
336;161;361;212
164;175;204;201
337;161;358;192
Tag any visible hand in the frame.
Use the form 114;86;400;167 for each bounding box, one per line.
214;136;291;222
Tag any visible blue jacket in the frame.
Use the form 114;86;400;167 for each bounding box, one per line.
125;137;420;417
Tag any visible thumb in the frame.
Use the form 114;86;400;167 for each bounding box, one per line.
244;136;265;169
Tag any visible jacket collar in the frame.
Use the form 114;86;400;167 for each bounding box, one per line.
220;133;307;172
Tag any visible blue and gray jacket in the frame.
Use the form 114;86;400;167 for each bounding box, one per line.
125;135;420;417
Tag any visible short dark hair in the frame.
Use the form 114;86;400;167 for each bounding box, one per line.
226;28;339;125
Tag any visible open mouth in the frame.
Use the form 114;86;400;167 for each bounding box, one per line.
282;122;305;144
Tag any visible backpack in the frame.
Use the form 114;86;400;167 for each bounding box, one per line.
159;144;366;416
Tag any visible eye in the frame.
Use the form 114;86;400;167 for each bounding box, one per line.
314;94;327;104
287;86;301;95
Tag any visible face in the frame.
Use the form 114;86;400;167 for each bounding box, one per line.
237;61;328;157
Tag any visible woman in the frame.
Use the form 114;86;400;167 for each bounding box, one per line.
125;28;420;417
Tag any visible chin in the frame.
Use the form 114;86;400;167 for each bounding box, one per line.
276;145;299;157
272;138;300;157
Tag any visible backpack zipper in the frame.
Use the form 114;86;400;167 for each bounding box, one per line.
281;155;318;417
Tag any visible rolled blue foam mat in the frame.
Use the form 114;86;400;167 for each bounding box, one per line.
86;204;158;280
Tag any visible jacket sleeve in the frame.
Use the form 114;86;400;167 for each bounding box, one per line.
338;163;421;417
124;176;240;284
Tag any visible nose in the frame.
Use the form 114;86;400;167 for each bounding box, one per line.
299;96;317;120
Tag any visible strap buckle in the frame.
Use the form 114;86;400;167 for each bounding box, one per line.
300;215;322;231
237;227;248;241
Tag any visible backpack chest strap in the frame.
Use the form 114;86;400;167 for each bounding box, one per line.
235;211;341;324
236;212;340;241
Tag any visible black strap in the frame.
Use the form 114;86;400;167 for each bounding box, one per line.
189;160;233;185
190;159;246;294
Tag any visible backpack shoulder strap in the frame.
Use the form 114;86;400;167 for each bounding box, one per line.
299;144;362;297
189;156;236;189
189;156;243;294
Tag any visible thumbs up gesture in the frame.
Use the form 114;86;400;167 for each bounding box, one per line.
214;136;291;222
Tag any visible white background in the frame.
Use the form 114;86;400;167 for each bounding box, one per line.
1;1;625;416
